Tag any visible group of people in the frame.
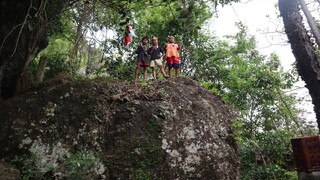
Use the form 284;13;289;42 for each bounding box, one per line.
134;35;181;81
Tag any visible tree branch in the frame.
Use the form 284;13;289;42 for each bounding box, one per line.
0;23;24;55
10;0;33;57
299;0;320;46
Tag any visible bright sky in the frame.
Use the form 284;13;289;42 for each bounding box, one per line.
211;0;295;70
211;0;317;125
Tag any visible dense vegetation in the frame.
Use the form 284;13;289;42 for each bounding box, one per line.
1;0;318;179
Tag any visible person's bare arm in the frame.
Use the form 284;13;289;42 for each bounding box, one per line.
135;45;142;54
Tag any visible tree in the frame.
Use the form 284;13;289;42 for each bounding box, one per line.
279;0;320;131
0;0;243;99
192;23;314;179
0;0;68;98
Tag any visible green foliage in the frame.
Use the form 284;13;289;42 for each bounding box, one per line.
194;23;316;179
43;38;71;77
61;151;100;179
46;0;68;36
14;150;101;179
105;56;136;80
239;130;297;179
15;154;54;180
133;0;212;44
31;33;72;79
28;0;241;80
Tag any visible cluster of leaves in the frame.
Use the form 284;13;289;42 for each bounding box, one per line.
15;150;101;180
61;151;101;179
191;23;317;179
32;0;239;80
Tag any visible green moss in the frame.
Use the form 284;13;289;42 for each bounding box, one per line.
134;169;152;180
131;119;164;179
106;118;165;179
141;83;154;93
146;118;163;136
131;140;164;180
157;88;166;98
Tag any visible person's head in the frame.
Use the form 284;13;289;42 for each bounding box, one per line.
168;35;175;43
151;36;158;46
141;37;149;45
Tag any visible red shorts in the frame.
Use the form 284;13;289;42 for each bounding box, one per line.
137;61;149;67
166;57;180;65
124;36;132;46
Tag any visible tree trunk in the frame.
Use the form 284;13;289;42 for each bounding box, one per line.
299;0;320;46
35;56;48;84
279;0;320;132
71;19;83;60
0;0;65;99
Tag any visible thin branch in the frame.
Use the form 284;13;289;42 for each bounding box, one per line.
240;0;254;4
276;88;304;136
26;0;48;69
32;0;47;49
31;0;47;51
10;0;33;57
299;0;320;46
283;86;305;93
0;23;24;55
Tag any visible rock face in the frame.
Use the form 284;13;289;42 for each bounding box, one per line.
0;160;20;180
0;77;239;179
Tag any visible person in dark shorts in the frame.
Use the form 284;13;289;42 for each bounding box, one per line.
147;36;168;80
164;35;181;77
135;37;150;81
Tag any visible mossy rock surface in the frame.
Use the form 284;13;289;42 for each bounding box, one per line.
0;77;239;179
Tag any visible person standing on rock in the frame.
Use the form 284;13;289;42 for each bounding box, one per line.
147;36;168;80
135;37;150;81
164;35;181;77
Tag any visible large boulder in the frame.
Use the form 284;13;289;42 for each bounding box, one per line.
0;160;20;180
0;77;239;179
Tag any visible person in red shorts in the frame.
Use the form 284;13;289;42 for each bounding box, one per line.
164;35;181;77
135;37;149;81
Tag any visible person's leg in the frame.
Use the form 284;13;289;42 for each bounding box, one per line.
152;67;157;80
135;64;140;80
159;65;168;78
173;58;180;77
166;57;173;78
168;66;172;78
150;60;156;80
143;67;147;80
175;68;179;77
